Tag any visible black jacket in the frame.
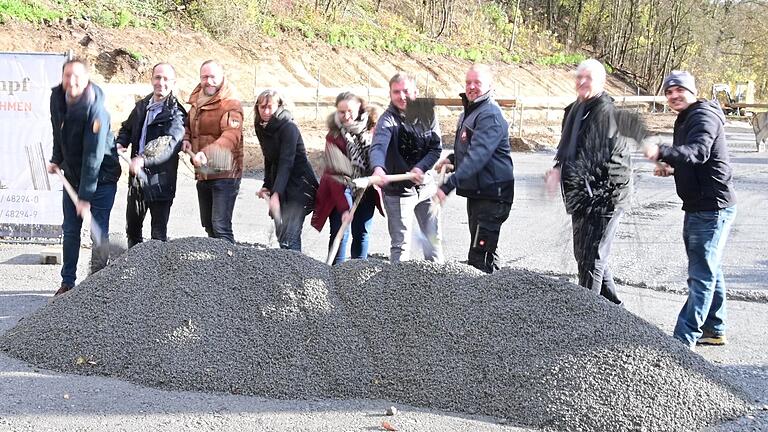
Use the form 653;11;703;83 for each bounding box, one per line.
255;108;318;212
556;92;631;215
659;100;736;212
441;92;514;203
116;93;187;202
50;83;121;201
369;103;442;196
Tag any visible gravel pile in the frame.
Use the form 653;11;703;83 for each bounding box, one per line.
0;238;751;431
333;260;750;431
0;238;372;399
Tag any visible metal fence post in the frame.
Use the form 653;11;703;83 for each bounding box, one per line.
315;67;321;121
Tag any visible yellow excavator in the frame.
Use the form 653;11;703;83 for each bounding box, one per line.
711;81;755;116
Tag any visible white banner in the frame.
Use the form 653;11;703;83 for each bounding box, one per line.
0;52;67;226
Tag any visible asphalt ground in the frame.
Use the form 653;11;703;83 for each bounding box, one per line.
0;120;766;431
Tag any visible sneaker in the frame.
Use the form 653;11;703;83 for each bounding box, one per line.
697;331;727;346
54;283;73;296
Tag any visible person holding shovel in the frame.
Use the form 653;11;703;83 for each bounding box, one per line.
311;92;383;264
47;58;121;295
370;72;444;263
254;89;318;251
182;60;243;243
116;62;187;247
435;64;514;274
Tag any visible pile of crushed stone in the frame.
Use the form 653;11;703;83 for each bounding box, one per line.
0;237;751;431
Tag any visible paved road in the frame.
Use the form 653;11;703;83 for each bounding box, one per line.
0;120;765;431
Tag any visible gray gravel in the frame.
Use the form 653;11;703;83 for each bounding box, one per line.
333;259;752;431
0;237;754;431
0;238;372;399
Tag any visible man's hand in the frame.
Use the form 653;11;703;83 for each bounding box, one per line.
47;162;59;174
372;167;388;186
192;151;207;167
410;167;424;185
653;162;674;177
544;167;561;195
182;139;192;153
643;142;660;161
435;188;447;204
434;159;455;173
257;187;271;200
75;200;91;218
129;156;144;175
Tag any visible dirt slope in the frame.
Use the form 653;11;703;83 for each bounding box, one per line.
1;19;640;168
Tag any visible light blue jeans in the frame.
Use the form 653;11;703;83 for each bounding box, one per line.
674;206;737;346
382;180;443;263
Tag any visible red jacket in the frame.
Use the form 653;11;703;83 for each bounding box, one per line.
311;131;382;231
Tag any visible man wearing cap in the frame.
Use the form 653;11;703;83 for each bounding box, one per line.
544;58;632;305
643;71;736;349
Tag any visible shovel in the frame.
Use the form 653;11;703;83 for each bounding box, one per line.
326;186;368;265
117;149;149;187
53;167;103;247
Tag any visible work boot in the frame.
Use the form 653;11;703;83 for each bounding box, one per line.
697;331;727;346
54;282;73;296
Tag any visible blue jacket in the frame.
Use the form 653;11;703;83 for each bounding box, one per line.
116;92;187;202
659;100;736;212
440;92;514;203
369;103;442;196
50;83;120;201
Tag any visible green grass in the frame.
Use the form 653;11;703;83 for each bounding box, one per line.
1;0;582;66
536;53;588;66
0;0;63;24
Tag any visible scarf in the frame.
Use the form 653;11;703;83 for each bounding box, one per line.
556;100;585;164
335;111;371;178
139;96;166;155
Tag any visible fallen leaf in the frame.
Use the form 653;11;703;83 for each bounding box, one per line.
382;421;397;431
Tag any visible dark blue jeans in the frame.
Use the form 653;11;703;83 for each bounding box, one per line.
328;187;377;264
275;200;307;251
61;181;117;286
196;178;240;243
674;206;737;346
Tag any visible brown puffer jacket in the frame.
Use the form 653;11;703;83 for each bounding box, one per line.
185;78;244;180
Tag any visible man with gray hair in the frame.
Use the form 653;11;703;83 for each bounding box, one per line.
370;72;443;263
435;64;514;273
545;58;632;305
643;70;736;349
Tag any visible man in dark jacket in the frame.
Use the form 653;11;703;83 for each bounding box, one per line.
643;70;737;349
545;58;632;305
435;64;514;273
116;62;187;247
47;58;121;295
370;72;443;263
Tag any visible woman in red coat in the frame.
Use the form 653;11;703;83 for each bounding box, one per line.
311;92;382;264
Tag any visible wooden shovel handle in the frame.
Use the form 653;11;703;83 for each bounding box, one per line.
326;187;368;265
